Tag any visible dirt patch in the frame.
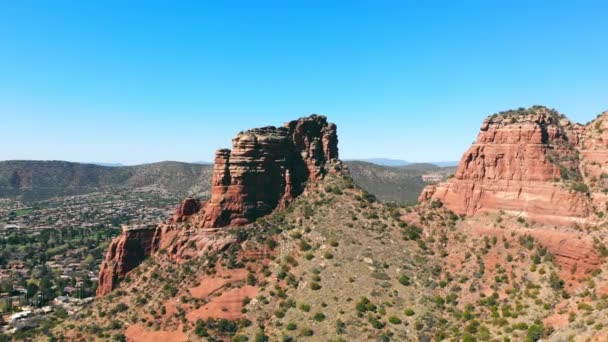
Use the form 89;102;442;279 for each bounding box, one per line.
189;268;248;299
125;324;187;342
187;285;258;321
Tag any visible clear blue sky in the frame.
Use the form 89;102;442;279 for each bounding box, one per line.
1;1;607;165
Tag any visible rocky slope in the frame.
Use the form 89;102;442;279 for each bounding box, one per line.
48;108;608;342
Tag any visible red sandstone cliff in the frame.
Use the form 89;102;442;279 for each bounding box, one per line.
578;111;608;209
96;224;160;296
193;115;338;228
420;106;593;223
97;115;339;296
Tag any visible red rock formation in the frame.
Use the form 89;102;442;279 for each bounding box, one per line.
420;106;592;223
96;224;160;296
173;197;201;222
193;114;339;228
578;111;608;209
97;114;338;296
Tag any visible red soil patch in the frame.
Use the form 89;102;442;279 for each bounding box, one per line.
125;324;187;342
163;298;179;320
189;268;248;299
186;285;258;322
598;283;608;297
543;300;574;330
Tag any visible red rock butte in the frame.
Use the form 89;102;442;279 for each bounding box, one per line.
96;114;339;296
420;106;608;224
185;114;338;228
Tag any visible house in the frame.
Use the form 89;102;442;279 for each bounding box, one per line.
421;174;445;183
9;310;31;324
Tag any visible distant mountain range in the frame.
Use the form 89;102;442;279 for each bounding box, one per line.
90;162;125;167
0;160;213;202
349;158;458;167
345;161;455;203
90;161;213;167
0;159;455;204
90;159;455;168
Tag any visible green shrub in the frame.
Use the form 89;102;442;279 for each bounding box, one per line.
402;225;423;240
355;297;377;313
368;316;385;329
526;324;544;342
299;327;314;337
398;274;411;286
388;316;402;324
299;240;312;251
571;182;589;193
313;312;326;322
549;272;564;290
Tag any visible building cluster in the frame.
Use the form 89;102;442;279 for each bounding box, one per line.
0;191;177;334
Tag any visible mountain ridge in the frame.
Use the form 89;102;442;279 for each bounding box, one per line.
47;107;608;341
0;160;214;202
0;159;451;204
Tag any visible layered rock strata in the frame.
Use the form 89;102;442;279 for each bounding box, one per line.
193;115;338;228
97;115;338;296
96;224;159;296
420;106;592;223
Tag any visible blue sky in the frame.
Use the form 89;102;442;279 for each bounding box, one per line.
1;1;607;165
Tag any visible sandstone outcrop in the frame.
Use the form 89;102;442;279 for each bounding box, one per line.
420;106;593;223
97;115;339;296
578;111;608;209
96;224;160;296
173;197;201;222
191;114;338;228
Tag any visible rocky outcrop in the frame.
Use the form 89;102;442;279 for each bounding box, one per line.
192;114;339;228
173;197;201;222
420;106;593;223
578;112;608;209
97;114;339;296
96;224;160;296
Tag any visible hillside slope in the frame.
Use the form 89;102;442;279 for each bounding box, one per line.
346;161;454;203
53;170;575;342
28;109;608;341
0;160;213;202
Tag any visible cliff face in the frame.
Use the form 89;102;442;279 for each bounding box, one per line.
420;106;593;223
97;115;339;296
579;112;608;208
96;224;160;296
193;114;338;228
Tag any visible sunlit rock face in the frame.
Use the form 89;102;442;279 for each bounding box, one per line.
420;106;592;223
97;114;339;296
